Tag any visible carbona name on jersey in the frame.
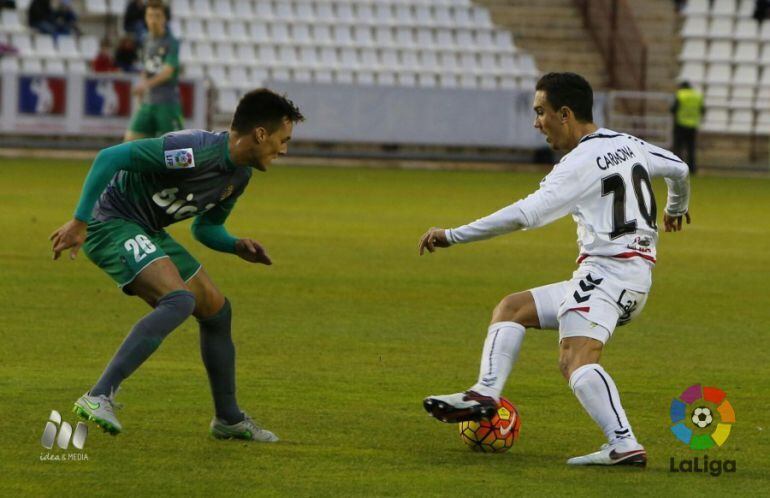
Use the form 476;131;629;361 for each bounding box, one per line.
152;187;215;220
596;145;635;170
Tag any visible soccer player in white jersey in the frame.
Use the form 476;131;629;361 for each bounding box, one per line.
419;73;691;466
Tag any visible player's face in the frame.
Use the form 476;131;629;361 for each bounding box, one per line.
145;7;166;36
532;90;567;150
251;118;293;171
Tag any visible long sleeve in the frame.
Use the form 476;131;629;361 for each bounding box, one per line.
447;161;584;244
73;139;165;222
641;142;690;216
191;196;239;253
446;203;529;244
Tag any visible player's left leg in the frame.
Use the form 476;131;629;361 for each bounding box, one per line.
186;268;278;442
559;313;646;466
686;127;697;174
154;102;184;136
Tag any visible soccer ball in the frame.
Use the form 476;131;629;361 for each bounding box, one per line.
458;397;521;453
691;407;713;428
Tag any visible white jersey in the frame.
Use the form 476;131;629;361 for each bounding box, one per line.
446;128;690;289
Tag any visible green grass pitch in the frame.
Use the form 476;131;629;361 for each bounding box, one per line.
1;158;768;496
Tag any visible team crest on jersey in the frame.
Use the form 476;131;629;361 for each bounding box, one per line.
219;184;234;201
164;148;195;169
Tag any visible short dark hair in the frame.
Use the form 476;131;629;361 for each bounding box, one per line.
535;72;594;123
145;0;170;19
231;88;305;134
146;0;165;11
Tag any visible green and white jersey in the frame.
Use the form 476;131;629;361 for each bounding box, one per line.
141;30;180;105
83;130;252;234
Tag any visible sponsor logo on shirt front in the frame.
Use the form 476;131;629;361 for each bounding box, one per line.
164;148;195;169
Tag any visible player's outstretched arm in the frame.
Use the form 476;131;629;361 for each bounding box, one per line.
663;211;692;232
234;238;272;265
49;219;87;260
418;227;450;255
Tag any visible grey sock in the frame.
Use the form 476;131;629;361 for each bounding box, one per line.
198;298;243;424
90;290;196;397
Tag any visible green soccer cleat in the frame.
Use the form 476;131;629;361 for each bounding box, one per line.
210;412;279;442
73;391;123;435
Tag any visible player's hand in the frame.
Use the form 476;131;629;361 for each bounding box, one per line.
235;238;272;265
49;219;88;260
132;80;148;97
663;211;691;232
418;227;450;255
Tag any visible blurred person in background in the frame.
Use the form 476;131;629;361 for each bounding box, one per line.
123;0;147;41
115;36;139;73
754;0;770;22
124;0;183;141
114;35;139;72
92;38;117;72
52;0;81;35
671;81;704;174
28;0;79;37
28;0;59;36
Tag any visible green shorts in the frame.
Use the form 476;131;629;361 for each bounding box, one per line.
83;218;201;294
128;102;184;137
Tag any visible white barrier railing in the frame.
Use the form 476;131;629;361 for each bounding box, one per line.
0;72;206;136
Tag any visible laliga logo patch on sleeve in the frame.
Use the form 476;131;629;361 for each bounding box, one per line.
164;148;196;169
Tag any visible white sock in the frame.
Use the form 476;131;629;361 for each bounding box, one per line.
569;363;636;444
470;321;525;400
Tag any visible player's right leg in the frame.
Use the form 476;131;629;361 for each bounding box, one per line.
75;221;196;434
424;286;556;423
154;102;185;136
124;103;155;142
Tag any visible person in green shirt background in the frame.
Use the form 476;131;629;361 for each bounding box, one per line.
125;0;183;141
671;81;705;174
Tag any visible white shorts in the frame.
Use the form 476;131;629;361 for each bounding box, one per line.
530;267;648;344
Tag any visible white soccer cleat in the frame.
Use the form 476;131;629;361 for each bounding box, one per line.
567;439;647;466
73;391;123;435
423;390;498;423
210;412;279;442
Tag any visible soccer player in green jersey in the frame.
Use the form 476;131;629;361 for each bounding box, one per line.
125;0;183;141
50;89;304;441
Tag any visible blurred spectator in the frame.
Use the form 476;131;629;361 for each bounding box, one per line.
114;35;139;72
754;0;770;22
1;1;17;9
0;40;19;56
92;38;117;72
673;0;686;13
28;0;59;36
28;0;80;37
53;0;81;35
671;81;705;174
123;0;147;40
